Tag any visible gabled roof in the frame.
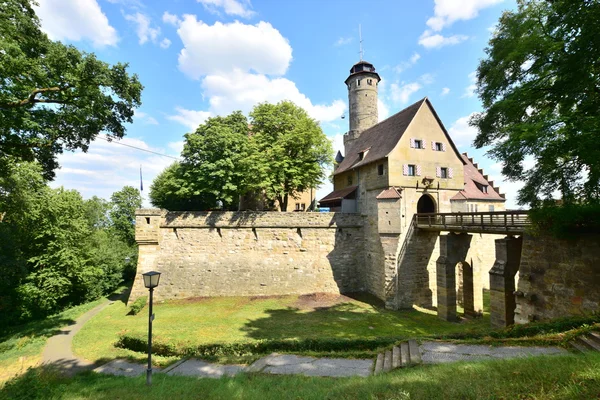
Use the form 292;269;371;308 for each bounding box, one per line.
451;153;505;201
376;187;402;199
335;97;465;174
319;185;357;204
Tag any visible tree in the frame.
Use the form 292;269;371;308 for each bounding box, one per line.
110;186;142;246
471;0;600;207
0;0;143;180
149;162;216;211
180;111;250;209
250;101;333;211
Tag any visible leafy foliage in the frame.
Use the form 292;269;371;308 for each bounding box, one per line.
128;296;147;316
150;102;332;211
110;186;142;246
471;0;600;207
528;203;600;236
0;159;138;325
0;0;143;180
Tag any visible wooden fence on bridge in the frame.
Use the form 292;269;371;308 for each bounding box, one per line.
414;210;529;235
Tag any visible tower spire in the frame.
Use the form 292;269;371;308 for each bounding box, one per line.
359;24;363;61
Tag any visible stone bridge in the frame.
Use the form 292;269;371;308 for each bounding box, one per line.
410;211;529;327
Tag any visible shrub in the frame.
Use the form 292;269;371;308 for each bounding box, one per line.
128;296;147;316
529;203;600;237
116;333;401;359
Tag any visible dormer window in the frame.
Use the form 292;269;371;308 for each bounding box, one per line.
359;152;364;161
475;182;489;193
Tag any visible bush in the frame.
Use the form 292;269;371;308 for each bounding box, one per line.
529;203;600;237
128;296;147;316
116;333;401;359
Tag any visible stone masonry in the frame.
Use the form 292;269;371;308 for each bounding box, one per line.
130;210;366;303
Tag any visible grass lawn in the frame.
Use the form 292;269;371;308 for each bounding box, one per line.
2;352;600;400
0;298;106;384
73;293;491;366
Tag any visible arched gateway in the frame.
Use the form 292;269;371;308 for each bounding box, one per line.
416;194;436;214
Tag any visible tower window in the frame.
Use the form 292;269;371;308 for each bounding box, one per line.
367;79;373;85
377;164;384;176
356;79;361;86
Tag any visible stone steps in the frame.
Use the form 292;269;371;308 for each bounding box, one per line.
374;339;422;374
571;330;600;353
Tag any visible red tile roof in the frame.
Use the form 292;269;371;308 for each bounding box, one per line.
376;187;402;199
451;154;505;201
319;185;357;203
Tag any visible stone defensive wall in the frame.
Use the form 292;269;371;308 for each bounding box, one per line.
130;209;366;303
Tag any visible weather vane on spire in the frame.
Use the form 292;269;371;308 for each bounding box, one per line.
359;24;363;61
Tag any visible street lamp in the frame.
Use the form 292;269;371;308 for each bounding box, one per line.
142;271;161;386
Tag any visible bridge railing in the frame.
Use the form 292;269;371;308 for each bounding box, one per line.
414;210;529;233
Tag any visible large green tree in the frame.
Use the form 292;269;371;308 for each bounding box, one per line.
471;0;600;207
0;0;143;180
250;101;332;211
110;186;142;246
180;111;251;209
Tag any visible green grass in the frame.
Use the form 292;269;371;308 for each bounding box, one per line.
0;298;106;384
73;294;491;366
2;352;600;400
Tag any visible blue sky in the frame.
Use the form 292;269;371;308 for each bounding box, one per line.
35;0;525;208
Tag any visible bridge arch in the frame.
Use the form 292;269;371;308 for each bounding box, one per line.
417;194;436;214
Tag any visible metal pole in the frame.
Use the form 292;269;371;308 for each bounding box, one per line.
147;287;153;386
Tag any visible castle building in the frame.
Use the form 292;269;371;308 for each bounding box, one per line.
320;60;505;220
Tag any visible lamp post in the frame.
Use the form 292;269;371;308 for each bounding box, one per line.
142;271;161;386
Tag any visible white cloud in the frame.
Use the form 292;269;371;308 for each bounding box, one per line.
162;12;180;26
448;113;478;147
52;137;179;206
378;99;390;122
441;87;450;96
461;71;477;98
426;0;505;31
420;73;435;85
125;12;161;45
330;133;345;156
488;157;536;209
176;17;292;79
197;0;256;18
167;107;212;131
390;82;422;105
34;0;118;47
168;141;185;154
418;30;468;49
160;38;172;49
134;110;159;125
335;37;353;46
393;52;421;74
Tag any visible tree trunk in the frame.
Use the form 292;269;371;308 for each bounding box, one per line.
279;194;288;212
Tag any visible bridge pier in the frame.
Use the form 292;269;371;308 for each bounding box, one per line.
489;236;523;328
436;233;472;322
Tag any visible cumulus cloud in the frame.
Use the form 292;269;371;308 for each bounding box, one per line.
378;99;390;122
34;0;118;47
390;82;422;105
51;137;180;206
197;0;256;18
418;30;468;49
488;157;536;209
426;0;504;31
461;71;477;98
134;110;159;125
125;12;161;44
393;52;421;74
441;87;450;96
167;107;212;131
162;11;180;26
176;17;292;79
160;38;172;49
448;113;478;147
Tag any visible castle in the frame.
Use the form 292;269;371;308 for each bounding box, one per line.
130;59;600;328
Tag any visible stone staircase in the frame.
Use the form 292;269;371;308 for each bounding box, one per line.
571;331;600;353
374;339;422;374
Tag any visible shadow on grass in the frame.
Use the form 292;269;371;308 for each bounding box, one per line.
0;315;77;352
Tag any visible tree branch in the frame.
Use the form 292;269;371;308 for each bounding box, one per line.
0;86;70;108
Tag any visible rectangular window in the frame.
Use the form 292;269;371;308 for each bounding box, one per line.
414;139;423;149
407;164;416;176
295;203;301;211
377;164;384;175
358;151;364;161
489;205;495;212
435;142;443;151
440;167;448;178
301;203;306;211
347;175;353;185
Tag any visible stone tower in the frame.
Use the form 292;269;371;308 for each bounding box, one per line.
343;60;381;154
